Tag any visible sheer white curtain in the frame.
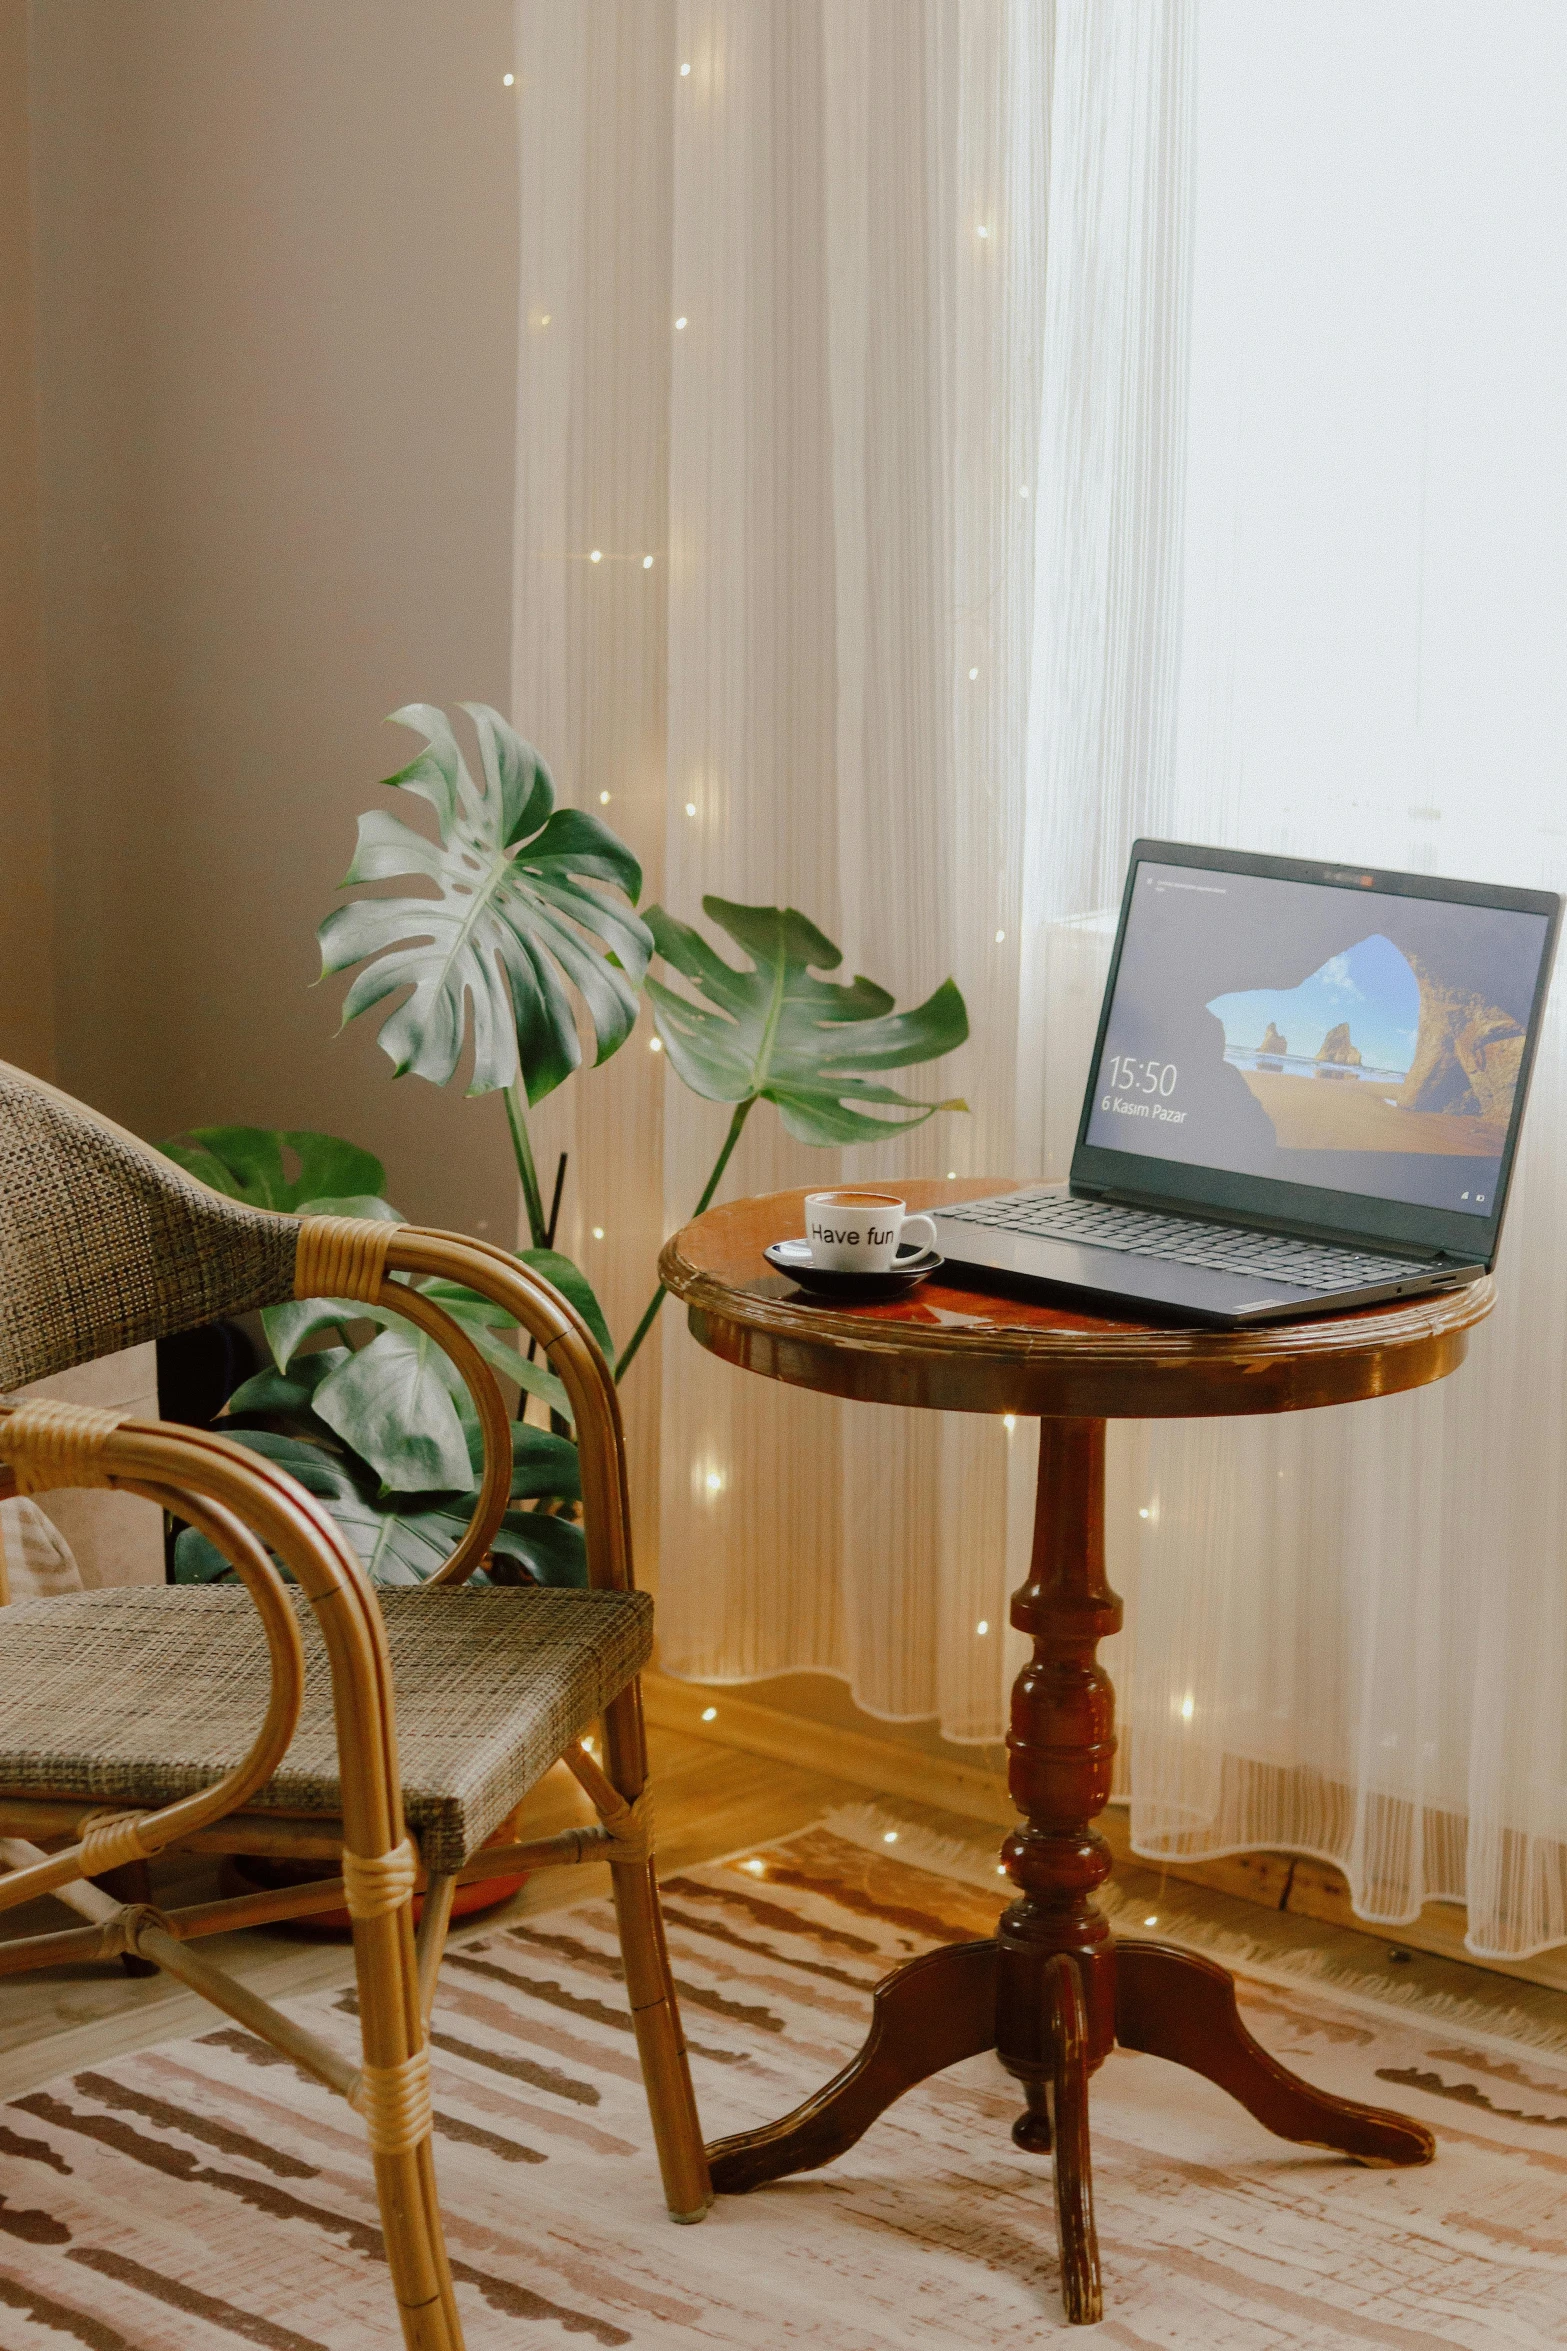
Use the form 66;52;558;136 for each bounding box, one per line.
514;0;1567;1954
1100;1;1567;1960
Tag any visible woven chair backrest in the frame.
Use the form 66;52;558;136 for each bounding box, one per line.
0;1062;300;1392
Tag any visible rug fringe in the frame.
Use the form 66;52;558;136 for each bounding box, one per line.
821;1803;1567;2061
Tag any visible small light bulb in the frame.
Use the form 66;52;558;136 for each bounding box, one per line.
590;549;603;563
976;1620;989;1637
883;1830;898;1844
1144;1915;1158;1927
591;1225;604;1239
503;71;515;86
701;1704;718;1722
539;313;551;326
599;789;611;803
977;223;989;239
1139;1506;1150;1519
968;666;979;680
946;1170;956;1180
582;1736;595;1754
642;554;654;569
649;1036;663;1053
685;800;697;816
705;1470;723;1493
675;315;688;330
994;929;1006;944
996;1865;1007;1876
744;1858;765;1875
1181;1695;1195;1720
1002;1414;1016;1432
680;60;691;76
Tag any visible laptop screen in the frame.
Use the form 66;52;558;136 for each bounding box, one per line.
1082;857;1553;1219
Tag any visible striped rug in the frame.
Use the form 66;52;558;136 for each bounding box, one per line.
4;1810;1567;2348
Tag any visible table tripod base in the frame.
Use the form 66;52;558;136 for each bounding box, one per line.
708;1930;1430;2326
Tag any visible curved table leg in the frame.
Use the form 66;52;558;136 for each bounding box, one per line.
1115;1939;1435;2166
1045;1953;1102;2327
707;1939;999;2194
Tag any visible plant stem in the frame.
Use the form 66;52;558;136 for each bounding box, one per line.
615;1098;755;1382
505;1078;550;1249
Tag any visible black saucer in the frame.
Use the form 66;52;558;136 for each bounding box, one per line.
763;1238;944;1302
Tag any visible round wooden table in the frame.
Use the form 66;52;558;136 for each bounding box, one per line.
660;1179;1495;2328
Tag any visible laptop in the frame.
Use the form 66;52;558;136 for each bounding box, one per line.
932;841;1562;1327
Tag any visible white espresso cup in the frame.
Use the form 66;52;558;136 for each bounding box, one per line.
803;1189;938;1274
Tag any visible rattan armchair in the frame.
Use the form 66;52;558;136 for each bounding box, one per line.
0;1062;710;2350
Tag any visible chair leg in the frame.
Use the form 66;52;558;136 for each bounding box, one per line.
611;1852;713;2222
351;1904;466;2350
416;1874;457;2026
596;1682;712;2223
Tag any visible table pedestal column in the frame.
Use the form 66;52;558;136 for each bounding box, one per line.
707;1413;1434;2328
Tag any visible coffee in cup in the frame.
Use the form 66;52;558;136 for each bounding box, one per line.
803;1189;938;1274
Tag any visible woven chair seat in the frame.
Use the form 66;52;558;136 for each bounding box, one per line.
0;1581;653;1873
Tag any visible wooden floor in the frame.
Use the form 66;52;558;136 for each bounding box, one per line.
4;1714;1567;2102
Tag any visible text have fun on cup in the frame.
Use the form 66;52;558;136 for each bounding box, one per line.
814;1221;896;1248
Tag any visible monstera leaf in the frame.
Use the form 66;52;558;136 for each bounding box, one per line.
645;898;969;1143
261;1289;573;1473
318;702;653;1103
159;1126;387;1210
173;1429;587;1589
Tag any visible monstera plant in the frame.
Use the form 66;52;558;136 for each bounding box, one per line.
159;703;971;1592
157;1126;596;1589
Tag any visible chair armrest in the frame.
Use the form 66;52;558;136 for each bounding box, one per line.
0;1403;334;1910
290;1215;635;1596
384;1227;636;1595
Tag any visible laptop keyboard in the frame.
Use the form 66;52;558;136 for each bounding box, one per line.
938;1192;1424;1295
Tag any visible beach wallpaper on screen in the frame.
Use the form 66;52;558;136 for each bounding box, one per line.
1085;868;1549;1212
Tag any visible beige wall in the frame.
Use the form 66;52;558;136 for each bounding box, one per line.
25;0;520;1237
0;1;55;1079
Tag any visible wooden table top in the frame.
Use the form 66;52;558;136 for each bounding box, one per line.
658;1179;1495;1421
